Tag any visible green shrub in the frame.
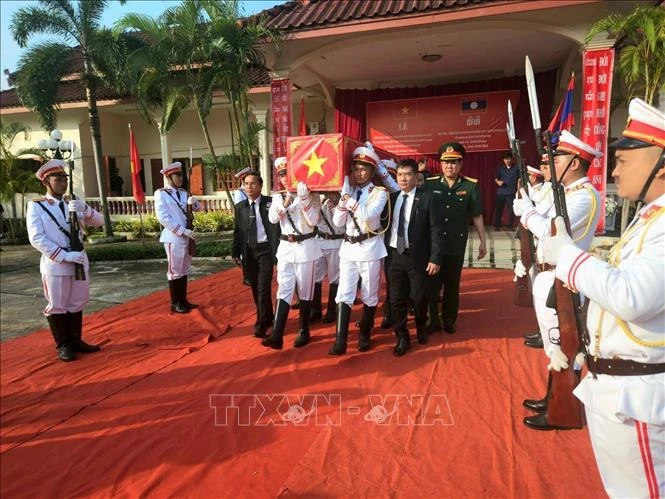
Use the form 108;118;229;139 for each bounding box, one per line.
195;240;232;257
86;242;165;261
193;211;234;232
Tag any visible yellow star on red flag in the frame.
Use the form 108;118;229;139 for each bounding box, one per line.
303;150;327;178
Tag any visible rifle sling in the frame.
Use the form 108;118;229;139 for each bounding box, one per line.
35;201;72;239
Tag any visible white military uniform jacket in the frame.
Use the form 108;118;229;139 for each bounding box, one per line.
269;192;322;263
528;181;553;212
27;194;104;276
154;187;200;245
334;182;388;262
522;177;601;263
316;199;345;250
556;194;665;425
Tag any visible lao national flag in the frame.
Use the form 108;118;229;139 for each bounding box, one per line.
547;74;575;139
129;125;145;205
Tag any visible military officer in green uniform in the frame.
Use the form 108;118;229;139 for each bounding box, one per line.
425;142;487;333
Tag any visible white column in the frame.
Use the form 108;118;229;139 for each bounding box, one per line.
254;109;271;195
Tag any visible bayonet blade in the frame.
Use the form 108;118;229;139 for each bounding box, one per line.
507;100;516;142
525;56;541;131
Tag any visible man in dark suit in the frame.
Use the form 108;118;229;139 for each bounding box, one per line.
385;159;444;356
232;171;280;337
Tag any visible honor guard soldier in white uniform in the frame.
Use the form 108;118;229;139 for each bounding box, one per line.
542;98;665;498
512;130;602;430
311;192;345;323
329;145;389;355
154;161;202;314
27;159;104;361
262;158;321;349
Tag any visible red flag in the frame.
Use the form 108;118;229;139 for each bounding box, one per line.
299;96;307;136
547;73;575;137
129;125;145;205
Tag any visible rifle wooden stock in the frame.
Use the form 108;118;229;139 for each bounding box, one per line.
513;225;533;307
544;218;584;428
68;162;85;281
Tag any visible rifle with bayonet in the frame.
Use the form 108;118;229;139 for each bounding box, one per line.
68;158;85;281
526;56;585;429
507;100;535;307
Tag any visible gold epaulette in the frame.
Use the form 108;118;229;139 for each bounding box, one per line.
427;176;441;181
462;175;478;183
31;196;46;202
373;185;386;191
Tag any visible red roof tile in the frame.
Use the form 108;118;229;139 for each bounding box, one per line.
261;0;499;31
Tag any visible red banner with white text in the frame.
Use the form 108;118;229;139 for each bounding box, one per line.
271;79;292;159
581;48;614;234
366;90;520;155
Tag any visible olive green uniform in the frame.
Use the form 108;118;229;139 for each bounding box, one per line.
425;174;483;329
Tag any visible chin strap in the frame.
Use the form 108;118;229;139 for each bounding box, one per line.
636;148;665;210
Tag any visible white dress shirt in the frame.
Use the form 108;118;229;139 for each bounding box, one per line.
388;187;416;249
247;195;268;244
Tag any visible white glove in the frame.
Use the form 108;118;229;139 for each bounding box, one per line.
63;251;85;264
183;229;197;240
187;196;198;206
574;352;586;370
547;346;569;372
341;175;351;198
542;216;575;265
296;181;309;200
513;188;534;217
376;160;389;179
514;259;527;279
68;199;87;213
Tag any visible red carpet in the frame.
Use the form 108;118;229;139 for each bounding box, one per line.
0;268;606;498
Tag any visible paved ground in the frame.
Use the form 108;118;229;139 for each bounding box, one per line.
0;245;231;342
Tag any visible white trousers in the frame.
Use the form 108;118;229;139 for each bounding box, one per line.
586;405;665;498
336;259;383;307
314;247;340;284
42;274;89;315
276;259;316;303
165;243;192;280
532;270;559;359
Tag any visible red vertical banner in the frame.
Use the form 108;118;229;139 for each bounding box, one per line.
581;48;614;234
271;78;292;159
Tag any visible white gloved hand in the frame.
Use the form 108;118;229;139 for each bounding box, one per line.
296;181;309;200
542;216;575;265
547;346;569;372
183;229;197;240
574;352;586;370
341;175;351;198
63;251;85;264
376;160;389;179
514;259;527;278
187;196;198;205
513;188;534;217
68;199;87;213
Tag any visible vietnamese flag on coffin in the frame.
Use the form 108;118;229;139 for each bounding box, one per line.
287;133;363;191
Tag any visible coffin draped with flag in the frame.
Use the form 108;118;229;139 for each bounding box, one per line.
287;133;398;191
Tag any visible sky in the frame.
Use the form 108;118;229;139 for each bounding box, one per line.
0;0;285;90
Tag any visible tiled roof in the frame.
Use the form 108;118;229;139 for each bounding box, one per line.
0;67;271;110
261;0;499;31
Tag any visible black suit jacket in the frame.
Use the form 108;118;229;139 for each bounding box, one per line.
232;195;280;263
384;188;444;269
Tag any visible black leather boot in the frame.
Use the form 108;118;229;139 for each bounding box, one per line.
523;372;552;413
69;311;100;353
329;303;351;355
358;305;376;352
393;330;410;356
182;276;199;309
262;299;290;350
47;314;75;362
169;279;189;314
309;283;323;322
294;300;312;348
322;283;338;323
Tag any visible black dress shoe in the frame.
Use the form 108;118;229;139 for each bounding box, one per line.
321;313;335;324
293;329;310;348
523;413;583;431
357;332;371;352
523;397;548;413
56;345;76;362
524;336;544;349
261;335;283;350
171;302;190;314
416;329;428;345
75;341;100;353
523;332;540;341
393;336;410;356
427;319;442;334
380;317;395;329
444;324;456;334
253;327;268;338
